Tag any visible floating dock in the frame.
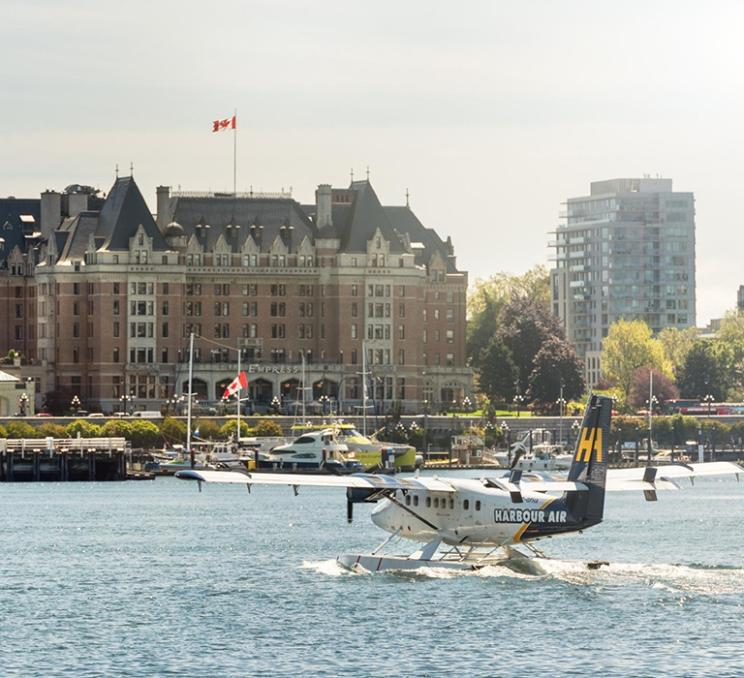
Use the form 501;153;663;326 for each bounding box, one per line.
0;437;130;482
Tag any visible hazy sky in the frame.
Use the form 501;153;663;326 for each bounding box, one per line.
4;0;744;324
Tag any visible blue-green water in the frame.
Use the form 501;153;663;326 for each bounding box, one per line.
2;474;744;677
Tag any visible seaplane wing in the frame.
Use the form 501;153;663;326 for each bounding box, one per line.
175;469;456;492
605;461;742;493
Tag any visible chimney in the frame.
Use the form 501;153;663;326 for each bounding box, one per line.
156;185;171;232
40;190;62;239
315;184;332;229
66;192;89;217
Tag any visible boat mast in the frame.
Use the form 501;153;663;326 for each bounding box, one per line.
301;351;306;422
362;341;368;437
186;331;194;468
236;338;241;445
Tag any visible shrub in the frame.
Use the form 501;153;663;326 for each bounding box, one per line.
219;419;252;440
194;419;221;441
36;423;67;438
65;420;103;438
254;419;284;437
160;417;187;445
128;420;162;449
101;420;133;438
5;421;42;438
0;424;6;438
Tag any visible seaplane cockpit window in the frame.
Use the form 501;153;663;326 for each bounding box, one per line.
463;499;470;510
475;500;481;511
426;497;432;507
413;495;419;507
405;494;411;506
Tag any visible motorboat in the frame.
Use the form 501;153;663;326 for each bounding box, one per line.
328;422;422;471
258;428;350;472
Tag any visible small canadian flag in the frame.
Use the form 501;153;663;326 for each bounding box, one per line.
212;115;237;132
223;371;248;399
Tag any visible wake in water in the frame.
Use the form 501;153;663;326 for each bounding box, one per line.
301;557;744;595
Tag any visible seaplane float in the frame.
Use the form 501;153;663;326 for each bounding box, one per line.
175;395;742;573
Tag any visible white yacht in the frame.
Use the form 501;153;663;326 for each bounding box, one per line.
259;429;350;472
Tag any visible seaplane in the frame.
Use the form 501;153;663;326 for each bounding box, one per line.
176;395;742;572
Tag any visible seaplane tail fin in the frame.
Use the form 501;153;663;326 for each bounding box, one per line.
566;394;613;526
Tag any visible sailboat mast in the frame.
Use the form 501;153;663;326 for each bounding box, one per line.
362;341;368;437
301;351;306;422
236;339;241;444
186;331;194;468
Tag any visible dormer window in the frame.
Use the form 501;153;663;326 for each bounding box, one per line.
138;234;144;246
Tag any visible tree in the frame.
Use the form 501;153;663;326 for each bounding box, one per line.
478;337;518;404
467;266;549;367
498;295;565;395
527;336;585;407
254;419;284;437
657;327;698;377
628;367;679;410
601;320;672;400
677;341;732;401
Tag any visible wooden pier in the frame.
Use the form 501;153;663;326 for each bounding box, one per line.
0;437;130;482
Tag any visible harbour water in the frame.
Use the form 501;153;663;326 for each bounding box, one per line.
2;473;744;677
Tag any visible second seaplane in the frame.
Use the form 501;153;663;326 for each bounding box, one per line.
176;395;741;572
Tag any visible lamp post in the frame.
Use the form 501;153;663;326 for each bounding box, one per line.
556;396;566;446
271;395;281;414
18;392;29;417
571;419;580;449
703;394;714;417
71;395;81;415
422;399;429;460
119;394;134;415
514;394;525;417
500;421;510;465
645;394;658;464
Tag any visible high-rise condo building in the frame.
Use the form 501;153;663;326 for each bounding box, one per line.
550;177;696;386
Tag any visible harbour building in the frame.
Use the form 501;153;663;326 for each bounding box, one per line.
550;177;696;386
2;174;472;413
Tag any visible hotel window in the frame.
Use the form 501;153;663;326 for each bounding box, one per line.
446;329;454;344
351;324;358;340
446;308;454;322
399;303;405;318
446;353;454;366
351;284;358;297
351;302;358;318
271;324;286;339
113;322;119;338
398;325;405;340
113;347;119;363
271;284;286;297
398;349;405;365
434;309;440;320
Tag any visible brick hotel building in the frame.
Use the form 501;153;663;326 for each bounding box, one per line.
0;176;472;413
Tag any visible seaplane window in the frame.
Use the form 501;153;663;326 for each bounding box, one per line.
449;497;454;509
475;500;481;511
413;495;419;507
463;499;469;510
426;497;431;508
433;497;439;508
405;495;411;506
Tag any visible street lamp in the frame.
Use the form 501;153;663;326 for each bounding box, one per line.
514;394;525;417
703;394;715;417
500;420;510;449
556;396;566;446
271;395;281;414
18;392;29;417
71;395;81;415
119;394;134;415
572;419;581;450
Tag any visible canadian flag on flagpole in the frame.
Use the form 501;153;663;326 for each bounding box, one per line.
212;115;237;132
223;371;248;399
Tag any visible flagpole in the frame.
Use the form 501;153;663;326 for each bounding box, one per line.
233;108;237;197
